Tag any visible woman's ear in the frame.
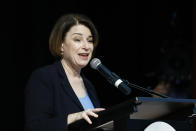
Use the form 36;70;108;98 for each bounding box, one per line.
60;44;64;55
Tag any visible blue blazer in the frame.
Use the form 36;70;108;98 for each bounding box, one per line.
24;61;101;131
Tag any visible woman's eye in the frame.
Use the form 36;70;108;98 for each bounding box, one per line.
74;39;81;42
88;40;93;43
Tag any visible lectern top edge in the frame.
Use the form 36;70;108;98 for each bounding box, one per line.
137;97;196;103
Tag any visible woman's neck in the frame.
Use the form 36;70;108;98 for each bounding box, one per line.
61;59;81;78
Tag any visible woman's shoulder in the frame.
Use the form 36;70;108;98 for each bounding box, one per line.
32;63;54;75
25;62;60;95
29;61;61;81
25;61;62;90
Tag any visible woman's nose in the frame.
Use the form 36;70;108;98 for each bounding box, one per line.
82;41;90;50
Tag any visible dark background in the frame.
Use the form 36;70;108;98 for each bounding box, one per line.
3;0;195;130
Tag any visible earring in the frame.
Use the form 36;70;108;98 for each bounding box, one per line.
61;44;64;55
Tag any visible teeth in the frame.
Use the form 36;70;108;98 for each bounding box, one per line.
79;53;88;56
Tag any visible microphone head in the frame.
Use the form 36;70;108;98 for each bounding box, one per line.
90;58;101;69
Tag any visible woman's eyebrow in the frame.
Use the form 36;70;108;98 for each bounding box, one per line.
72;33;83;36
72;33;93;38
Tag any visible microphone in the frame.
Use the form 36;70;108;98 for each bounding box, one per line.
90;58;131;95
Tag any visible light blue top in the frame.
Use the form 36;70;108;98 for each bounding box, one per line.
79;92;95;110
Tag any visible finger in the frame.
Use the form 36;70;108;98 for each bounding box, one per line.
86;110;98;118
82;113;92;124
92;108;105;112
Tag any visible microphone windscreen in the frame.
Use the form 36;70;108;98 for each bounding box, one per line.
90;58;101;69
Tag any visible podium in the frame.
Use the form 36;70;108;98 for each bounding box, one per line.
68;97;196;131
129;97;196;131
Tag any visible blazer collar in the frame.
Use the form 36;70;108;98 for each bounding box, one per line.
55;60;99;110
55;60;84;110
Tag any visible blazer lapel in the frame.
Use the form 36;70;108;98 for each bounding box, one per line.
61;80;84;110
55;61;84;110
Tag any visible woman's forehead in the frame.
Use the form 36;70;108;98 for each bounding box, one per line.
68;24;92;36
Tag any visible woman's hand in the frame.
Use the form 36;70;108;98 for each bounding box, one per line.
67;108;105;125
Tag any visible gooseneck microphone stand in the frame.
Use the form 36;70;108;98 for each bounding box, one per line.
123;79;169;98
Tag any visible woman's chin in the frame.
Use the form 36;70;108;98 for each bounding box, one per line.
76;57;91;68
77;62;89;68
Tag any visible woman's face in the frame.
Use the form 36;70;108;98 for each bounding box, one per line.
61;24;94;69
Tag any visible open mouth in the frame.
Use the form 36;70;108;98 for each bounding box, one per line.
78;53;90;60
78;53;89;56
